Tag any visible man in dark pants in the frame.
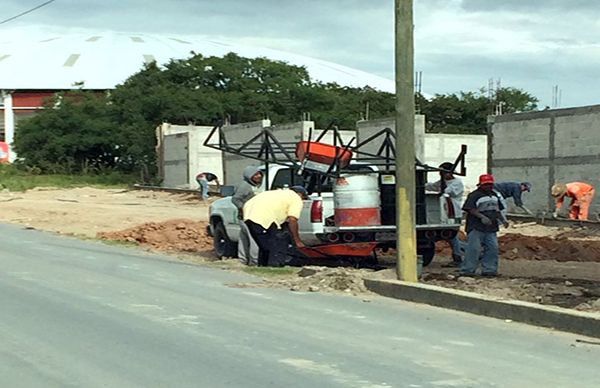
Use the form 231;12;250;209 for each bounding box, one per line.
243;186;307;266
461;174;508;277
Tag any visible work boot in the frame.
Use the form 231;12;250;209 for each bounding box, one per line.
442;254;462;268
480;272;499;278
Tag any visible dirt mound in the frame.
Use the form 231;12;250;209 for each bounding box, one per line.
98;219;213;255
285;266;373;294
421;273;600;312
435;231;600;262
234;266;374;295
500;233;600;262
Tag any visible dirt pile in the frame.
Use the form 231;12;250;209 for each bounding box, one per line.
97;219;213;255
236;266;374;295
500;233;600;262
0;187;210;238
435;230;600;262
421;273;600;312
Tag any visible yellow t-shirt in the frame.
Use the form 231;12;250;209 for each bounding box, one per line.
243;189;303;229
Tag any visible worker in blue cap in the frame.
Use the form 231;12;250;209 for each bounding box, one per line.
493;181;533;215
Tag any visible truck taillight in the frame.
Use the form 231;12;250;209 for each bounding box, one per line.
311;200;323;223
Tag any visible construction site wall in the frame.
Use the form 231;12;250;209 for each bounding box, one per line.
220;120;272;186
424;133;487;192
355;116;425;161
159;123;222;188
221;120;357;186
490;104;600;216
356;117;486;192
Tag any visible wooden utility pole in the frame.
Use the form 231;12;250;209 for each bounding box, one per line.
395;0;417;282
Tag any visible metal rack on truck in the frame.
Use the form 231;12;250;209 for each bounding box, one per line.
204;122;467;265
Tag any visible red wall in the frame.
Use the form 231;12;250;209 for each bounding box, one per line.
12;92;56;108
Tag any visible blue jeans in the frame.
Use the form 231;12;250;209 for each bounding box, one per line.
197;178;209;200
460;229;498;275
451;235;463;260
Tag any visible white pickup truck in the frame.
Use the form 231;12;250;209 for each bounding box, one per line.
208;163;460;265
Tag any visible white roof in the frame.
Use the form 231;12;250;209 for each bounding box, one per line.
0;28;394;92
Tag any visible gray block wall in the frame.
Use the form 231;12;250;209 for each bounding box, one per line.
355;115;425;162
490;105;600;217
221;120;271;186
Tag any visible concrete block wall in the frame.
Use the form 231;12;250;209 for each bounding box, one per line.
303;128;357;148
492;118;550;159
491;105;600;217
160;120;362;188
355;116;425;161
424;134;487;193
491;166;550;213
221;120;271;186
554;113;600;158
160;123;223;188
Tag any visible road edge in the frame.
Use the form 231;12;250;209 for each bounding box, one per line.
363;278;600;338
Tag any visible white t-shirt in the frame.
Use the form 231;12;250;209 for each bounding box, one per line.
425;178;464;217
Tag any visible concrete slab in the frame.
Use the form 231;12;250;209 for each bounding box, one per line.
364;277;600;338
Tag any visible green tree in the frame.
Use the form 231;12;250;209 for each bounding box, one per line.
13;92;118;173
495;87;538;114
421;87;538;134
14;51;538;176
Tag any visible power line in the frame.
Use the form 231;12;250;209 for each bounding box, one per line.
0;0;56;25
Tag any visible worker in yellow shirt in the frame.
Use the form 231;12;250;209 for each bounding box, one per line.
243;186;307;266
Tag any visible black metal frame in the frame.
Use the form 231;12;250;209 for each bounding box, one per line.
203;122;468;182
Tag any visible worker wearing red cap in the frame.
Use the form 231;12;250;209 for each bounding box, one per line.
551;182;595;220
460;174;508;277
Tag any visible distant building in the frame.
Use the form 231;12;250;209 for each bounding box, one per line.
0;28;394;161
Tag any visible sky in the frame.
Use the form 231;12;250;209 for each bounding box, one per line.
1;0;599;108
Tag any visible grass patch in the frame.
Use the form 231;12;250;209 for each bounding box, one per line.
99;238;140;248
0;164;137;191
242;266;299;278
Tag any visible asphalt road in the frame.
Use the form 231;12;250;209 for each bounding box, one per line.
1;223;599;388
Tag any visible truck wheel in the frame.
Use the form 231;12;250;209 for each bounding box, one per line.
213;222;237;259
419;242;435;267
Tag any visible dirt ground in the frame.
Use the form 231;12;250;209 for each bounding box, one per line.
2;187;600;313
0;187;210;237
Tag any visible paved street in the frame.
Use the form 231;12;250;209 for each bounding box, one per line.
1;223;599;388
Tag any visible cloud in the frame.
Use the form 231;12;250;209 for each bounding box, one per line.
460;0;599;12
1;0;599;107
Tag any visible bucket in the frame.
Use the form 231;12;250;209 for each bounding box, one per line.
296;141;353;173
334;174;381;226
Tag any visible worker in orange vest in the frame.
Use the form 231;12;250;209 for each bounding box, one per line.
551;182;595;220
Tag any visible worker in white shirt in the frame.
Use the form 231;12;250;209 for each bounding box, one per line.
425;162;465;267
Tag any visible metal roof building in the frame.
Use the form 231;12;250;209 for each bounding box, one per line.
0;29;394;161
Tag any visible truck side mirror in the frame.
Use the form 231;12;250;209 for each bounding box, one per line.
219;185;235;197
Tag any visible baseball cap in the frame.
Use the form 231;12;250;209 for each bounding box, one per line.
290;185;309;198
551;183;567;197
478;174;495;185
438;162;454;171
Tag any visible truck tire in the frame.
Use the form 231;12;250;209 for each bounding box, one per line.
419;242;435;267
213;221;237;259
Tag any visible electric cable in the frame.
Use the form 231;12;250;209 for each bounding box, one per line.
0;0;56;25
